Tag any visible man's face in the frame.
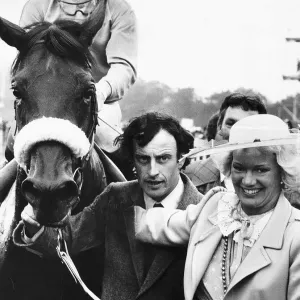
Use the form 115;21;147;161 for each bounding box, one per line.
219;107;258;141
134;129;180;202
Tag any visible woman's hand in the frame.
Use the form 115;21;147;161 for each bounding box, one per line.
203;186;227;202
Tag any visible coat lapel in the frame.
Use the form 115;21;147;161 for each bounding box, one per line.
226;194;291;294
184;192;223;300
138;174;203;297
123;183;146;288
137;246;178;297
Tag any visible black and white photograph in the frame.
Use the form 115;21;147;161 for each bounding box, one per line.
1;1;300;299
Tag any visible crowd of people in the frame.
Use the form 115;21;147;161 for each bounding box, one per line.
14;104;300;300
2;1;300;300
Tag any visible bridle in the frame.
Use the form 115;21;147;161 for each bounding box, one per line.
13;63;99;201
71;85;99;198
10;16;108;299
56;228;101;300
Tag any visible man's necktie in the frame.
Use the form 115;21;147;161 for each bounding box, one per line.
153;203;164;208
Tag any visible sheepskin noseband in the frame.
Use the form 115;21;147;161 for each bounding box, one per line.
14;117;90;169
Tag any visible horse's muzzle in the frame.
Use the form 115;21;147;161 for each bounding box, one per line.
21;177;79;225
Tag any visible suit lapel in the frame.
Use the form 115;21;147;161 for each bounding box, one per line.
137;246;178;297
227;243;271;293
138;174;203;297
226;194;291;294
123;183;146;287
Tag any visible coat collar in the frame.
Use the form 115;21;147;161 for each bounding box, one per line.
123;173;202;297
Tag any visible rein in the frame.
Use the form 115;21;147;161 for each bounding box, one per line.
56;229;101;300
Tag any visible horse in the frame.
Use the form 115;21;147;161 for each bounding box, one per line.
0;1;125;299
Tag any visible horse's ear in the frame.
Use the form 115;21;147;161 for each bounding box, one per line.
0;17;25;50
79;0;107;46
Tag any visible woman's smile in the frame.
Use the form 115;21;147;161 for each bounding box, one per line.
241;187;262;196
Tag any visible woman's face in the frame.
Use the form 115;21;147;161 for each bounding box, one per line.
231;148;282;215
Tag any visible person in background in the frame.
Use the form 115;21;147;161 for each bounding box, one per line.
206;112;220;142
136;114;300;300
184;92;267;194
5;0;137;160
13;112;203;300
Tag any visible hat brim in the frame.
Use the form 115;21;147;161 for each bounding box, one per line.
180;134;300;162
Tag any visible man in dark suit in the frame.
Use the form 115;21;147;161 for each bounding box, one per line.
184;93;267;194
14;112;203;300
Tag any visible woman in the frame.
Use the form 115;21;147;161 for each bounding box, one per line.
135;114;300;300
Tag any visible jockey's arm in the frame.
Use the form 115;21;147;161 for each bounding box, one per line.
96;0;138;104
13;184;113;257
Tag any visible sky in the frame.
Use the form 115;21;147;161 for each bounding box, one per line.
1;0;300;102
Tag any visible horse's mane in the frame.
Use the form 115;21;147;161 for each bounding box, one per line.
11;20;93;75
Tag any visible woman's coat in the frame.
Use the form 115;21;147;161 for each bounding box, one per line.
185;193;300;300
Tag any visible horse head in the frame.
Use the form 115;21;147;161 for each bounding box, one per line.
0;0;108;225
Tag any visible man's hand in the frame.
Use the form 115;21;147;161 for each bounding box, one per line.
21;204;42;238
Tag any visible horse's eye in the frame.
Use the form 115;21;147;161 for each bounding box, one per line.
83;88;94;103
12;88;22;100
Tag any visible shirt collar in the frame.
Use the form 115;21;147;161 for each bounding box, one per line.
144;176;184;210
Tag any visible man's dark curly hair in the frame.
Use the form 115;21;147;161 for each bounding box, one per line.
115;112;194;163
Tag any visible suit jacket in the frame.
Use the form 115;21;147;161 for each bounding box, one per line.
185;192;300;300
14;173;203;300
183;157;221;195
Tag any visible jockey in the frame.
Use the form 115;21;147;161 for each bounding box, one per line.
5;0;137;159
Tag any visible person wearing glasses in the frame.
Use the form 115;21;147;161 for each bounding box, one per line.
6;0;137;156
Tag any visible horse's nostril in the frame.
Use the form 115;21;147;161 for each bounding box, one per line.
55;181;79;202
21;180;41;204
21;179;79;205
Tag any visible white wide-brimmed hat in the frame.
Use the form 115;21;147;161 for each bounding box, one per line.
181;114;300;161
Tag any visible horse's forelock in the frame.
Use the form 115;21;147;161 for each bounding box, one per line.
12;20;93;76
